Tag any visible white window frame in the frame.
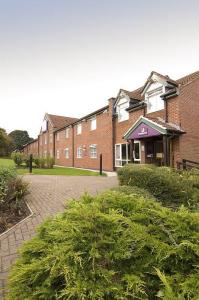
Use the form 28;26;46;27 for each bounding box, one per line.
89;144;97;158
146;86;165;113
44;136;47;145
133;140;141;162
65;148;69;159
90;117;97;131
115;143;131;167
65;128;70;138
56;133;60;141
116;98;129;122
56;150;60;159
77;146;83;158
77;123;82;135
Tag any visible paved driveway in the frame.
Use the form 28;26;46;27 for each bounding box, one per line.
0;175;118;299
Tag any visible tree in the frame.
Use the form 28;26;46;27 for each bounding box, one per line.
0;128;13;156
9;130;33;151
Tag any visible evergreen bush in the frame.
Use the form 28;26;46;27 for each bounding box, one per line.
7;190;199;300
46;156;55;168
117;164;199;209
11;151;24;167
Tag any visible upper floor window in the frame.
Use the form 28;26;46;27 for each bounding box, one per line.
44;136;47;145
117;98;129;122
65;128;70;138
56;133;60;141
146;86;164;113
89;144;97;158
90;117;97;131
77;123;82;135
56;150;60;159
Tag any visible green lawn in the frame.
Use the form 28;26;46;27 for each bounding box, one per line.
0;158;103;176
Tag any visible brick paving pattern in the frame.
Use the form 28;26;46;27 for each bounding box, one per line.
0;175;118;299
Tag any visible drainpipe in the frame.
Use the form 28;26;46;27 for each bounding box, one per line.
72;125;74;167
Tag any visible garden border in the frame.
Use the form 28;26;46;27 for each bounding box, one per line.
0;202;33;239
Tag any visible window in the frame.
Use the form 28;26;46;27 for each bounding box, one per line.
50;134;53;143
90;117;97;130
115;143;131;167
77;123;82;135
44;136;47;145
146;87;164;113
65;148;69;159
89;144;97;158
133;141;141;162
56;150;60;159
65;128;70;138
77;146;83;158
56;133;60;141
117;98;129;122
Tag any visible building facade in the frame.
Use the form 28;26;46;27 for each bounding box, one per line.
23;71;199;171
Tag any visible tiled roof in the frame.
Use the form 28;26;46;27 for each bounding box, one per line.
122;70;199;102
176;71;199;86
47;114;78;129
146;116;184;133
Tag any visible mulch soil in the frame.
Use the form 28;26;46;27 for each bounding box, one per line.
0;201;30;235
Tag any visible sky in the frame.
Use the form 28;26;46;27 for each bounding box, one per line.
0;0;199;138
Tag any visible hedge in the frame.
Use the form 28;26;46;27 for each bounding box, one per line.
7;190;199;300
117;164;199;209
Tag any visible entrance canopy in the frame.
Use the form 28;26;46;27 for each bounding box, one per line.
123;116;184;140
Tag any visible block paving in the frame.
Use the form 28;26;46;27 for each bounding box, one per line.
0;175;118;299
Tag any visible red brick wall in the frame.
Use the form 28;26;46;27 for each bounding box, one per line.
73;105;114;171
23;140;38;157
178;78;199;163
54;126;73;167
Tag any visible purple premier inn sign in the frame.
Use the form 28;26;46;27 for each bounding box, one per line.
128;123;161;139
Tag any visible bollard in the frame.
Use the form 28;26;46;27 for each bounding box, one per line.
29;154;33;174
99;153;102;175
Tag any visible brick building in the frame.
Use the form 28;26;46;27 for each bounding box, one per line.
23;70;199;171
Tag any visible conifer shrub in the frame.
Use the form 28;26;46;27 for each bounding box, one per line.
11;151;24;167
46;156;55;168
117;164;199;209
7;190;199;300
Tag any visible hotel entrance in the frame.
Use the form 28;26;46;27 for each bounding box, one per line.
124;116;183;167
145;137;164;166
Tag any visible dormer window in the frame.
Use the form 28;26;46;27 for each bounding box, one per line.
117;98;129;122
146;86;164;113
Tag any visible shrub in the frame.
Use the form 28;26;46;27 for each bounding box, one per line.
11;151;24;167
33;157;40;168
0;166;28;210
7;190;199;300
23;155;30;167
117;164;199;209
39;157;46;168
46;156;55;168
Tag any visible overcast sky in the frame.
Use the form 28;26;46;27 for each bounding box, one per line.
0;0;199;138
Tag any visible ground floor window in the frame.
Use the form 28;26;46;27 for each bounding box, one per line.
89;144;97;158
133;140;141;162
115;143;131;167
56;150;60;159
77;146;83;158
65;148;69;159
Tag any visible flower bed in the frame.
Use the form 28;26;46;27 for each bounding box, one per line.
0;166;29;234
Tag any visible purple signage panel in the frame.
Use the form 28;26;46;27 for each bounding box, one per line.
128;123;161;139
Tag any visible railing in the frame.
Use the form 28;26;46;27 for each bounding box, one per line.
177;159;199;170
